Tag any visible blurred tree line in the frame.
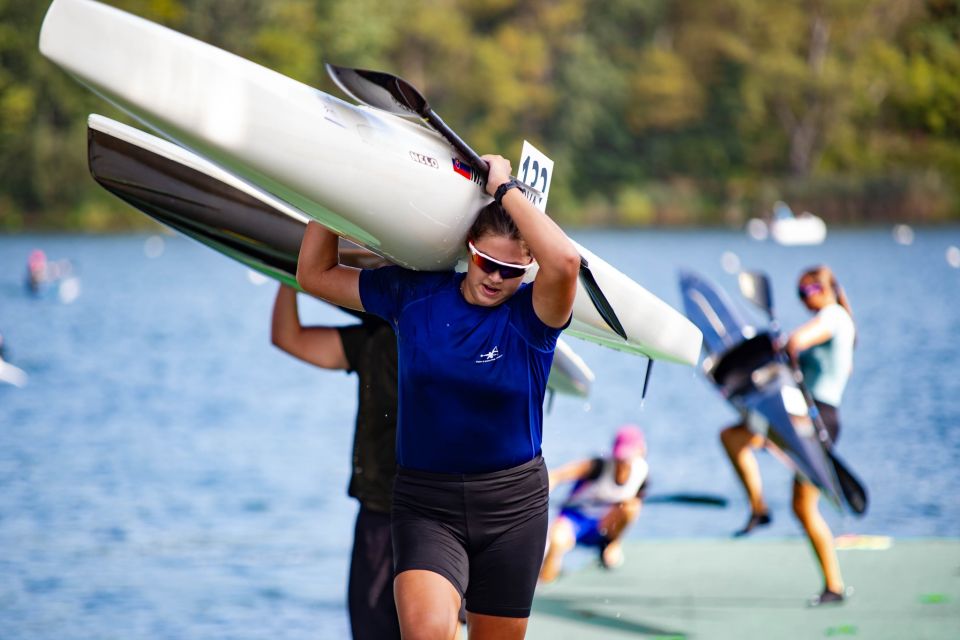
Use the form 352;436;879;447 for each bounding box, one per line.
1;0;958;230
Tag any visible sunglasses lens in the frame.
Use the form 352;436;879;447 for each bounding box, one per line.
469;245;528;279
799;283;822;298
470;252;496;274
498;266;526;279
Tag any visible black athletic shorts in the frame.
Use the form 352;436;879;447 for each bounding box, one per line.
391;456;549;618
814;400;841;446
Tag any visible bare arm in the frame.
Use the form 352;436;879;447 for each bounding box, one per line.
786;314;833;363
270;284;349;369
483;155;580;328
296;221;364;311
547;459;596;492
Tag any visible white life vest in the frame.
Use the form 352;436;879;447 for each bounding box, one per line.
563;457;648;518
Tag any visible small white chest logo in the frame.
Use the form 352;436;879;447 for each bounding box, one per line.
476;346;503;363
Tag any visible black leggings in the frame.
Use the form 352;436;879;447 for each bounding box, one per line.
391;456;549;618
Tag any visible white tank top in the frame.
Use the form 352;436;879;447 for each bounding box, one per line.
563;457;649;518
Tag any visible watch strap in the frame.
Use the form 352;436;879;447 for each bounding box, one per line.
494;179;524;207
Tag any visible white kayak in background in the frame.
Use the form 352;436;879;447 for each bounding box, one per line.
40;0;702;365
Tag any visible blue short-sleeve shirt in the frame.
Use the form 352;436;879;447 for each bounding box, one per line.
360;266;565;473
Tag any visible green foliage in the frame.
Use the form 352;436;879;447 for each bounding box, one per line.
1;0;958;230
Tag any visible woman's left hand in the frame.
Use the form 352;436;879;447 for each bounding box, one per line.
482;154;512;197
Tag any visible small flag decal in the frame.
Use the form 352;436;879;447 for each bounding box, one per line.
452;158;473;180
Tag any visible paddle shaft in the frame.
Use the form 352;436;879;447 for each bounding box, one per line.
788;362;868;515
423;109;489;175
645;493;728;507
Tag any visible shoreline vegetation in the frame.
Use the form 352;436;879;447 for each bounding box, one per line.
2;0;958;232
2;168;953;232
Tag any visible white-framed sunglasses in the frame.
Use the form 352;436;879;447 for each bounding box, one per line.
467;241;535;279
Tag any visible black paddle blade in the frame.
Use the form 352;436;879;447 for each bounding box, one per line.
325;64;428;117
830;452;869;515
325;64;489;177
578;258;627;340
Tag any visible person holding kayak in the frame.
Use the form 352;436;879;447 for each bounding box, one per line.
719;265;856;606
539;425;648;583
270;284;402;640
297;153;580;639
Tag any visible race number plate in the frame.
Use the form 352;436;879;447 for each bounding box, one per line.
516;140;553;212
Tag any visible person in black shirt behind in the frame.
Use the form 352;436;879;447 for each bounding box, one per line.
271;283;400;640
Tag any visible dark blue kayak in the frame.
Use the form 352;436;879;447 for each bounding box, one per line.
678;271;842;507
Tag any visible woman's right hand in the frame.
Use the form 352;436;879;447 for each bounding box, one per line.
482;154;512;197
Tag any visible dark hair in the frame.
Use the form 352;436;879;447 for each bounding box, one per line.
799;265;856;343
469;201;522;243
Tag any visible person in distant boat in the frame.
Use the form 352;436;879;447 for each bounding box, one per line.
297;153;580;640
719;265;856;606
25;249;74;296
271;283;401;640
539;425;648;583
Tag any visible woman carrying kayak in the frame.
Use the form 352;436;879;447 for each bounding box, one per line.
297;154;579;639
720;265;856;606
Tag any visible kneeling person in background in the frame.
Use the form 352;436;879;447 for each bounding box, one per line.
540;425;648;582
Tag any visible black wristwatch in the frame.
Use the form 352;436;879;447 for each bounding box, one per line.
494;179;524;207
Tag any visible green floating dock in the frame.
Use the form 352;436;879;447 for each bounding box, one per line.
528;538;959;639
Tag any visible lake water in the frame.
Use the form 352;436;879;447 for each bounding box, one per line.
1;228;958;638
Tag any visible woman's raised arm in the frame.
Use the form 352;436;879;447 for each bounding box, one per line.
786;316;832;363
482;154;580;328
296;221;364;311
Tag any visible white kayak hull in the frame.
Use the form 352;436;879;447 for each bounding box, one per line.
87;114;594;398
41;0;702;365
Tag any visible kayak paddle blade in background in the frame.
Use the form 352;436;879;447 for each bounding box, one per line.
325;63;630;343
800;368;869;515
830;451;869;515
738;270;775;322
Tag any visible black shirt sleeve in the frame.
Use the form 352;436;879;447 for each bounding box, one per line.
337;323;367;375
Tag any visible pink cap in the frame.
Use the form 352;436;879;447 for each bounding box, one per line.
613;424;645;460
28;249;46;269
